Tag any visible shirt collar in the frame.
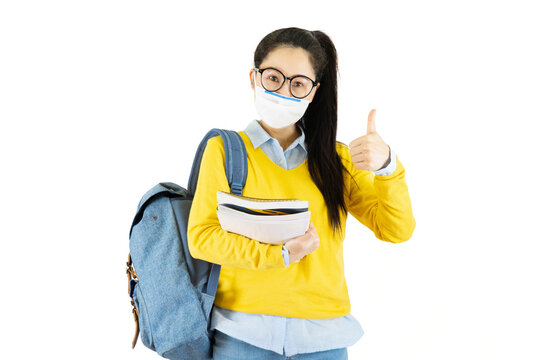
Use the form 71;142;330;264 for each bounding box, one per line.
243;119;307;152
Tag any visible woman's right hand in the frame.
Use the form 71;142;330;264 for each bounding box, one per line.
283;221;320;264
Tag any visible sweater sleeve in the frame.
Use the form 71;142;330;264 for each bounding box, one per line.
338;143;416;243
187;136;286;270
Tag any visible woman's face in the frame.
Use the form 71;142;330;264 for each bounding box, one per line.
250;46;320;102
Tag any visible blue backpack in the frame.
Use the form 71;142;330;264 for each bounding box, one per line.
126;128;247;359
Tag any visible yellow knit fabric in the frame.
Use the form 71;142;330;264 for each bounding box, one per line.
187;131;415;319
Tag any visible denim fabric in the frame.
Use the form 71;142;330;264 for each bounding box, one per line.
213;329;348;360
128;130;248;359
211;119;395;356
130;183;215;359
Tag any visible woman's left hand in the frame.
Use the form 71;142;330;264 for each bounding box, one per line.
348;109;391;172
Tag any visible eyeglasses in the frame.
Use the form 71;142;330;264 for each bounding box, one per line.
253;67;318;99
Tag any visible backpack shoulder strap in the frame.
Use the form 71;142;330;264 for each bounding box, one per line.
187;129;247;298
188;128;247;196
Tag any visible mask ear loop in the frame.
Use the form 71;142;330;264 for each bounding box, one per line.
252;71;259;122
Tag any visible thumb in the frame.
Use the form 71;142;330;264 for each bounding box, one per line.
367;109;377;134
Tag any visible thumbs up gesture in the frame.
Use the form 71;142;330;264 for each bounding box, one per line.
348;109;391;172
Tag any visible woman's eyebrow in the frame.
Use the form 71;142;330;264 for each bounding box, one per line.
268;66;312;79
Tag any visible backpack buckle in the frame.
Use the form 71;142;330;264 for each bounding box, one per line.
126;253;138;295
127;253;140;349
126;254;139;280
230;182;243;195
126;265;138;281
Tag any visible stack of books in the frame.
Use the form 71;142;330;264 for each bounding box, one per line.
216;191;310;244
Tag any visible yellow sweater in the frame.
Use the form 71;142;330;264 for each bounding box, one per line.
187;131;415;319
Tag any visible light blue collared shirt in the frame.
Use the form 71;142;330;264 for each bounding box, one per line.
210;119;397;356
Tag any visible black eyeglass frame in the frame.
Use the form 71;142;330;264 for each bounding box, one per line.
253;67;319;99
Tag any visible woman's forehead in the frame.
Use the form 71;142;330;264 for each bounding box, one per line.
260;47;316;79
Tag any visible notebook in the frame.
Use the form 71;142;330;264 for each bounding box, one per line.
216;191;311;244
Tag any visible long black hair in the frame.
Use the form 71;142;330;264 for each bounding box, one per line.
253;27;349;237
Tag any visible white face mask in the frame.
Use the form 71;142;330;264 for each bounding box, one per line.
252;73;310;129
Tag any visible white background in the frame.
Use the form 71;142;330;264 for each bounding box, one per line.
1;1;539;359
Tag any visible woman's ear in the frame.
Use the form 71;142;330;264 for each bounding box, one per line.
309;82;321;101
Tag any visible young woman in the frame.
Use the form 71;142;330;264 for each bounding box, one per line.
187;27;416;360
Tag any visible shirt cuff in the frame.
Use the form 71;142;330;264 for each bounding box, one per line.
282;244;290;267
373;146;397;176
